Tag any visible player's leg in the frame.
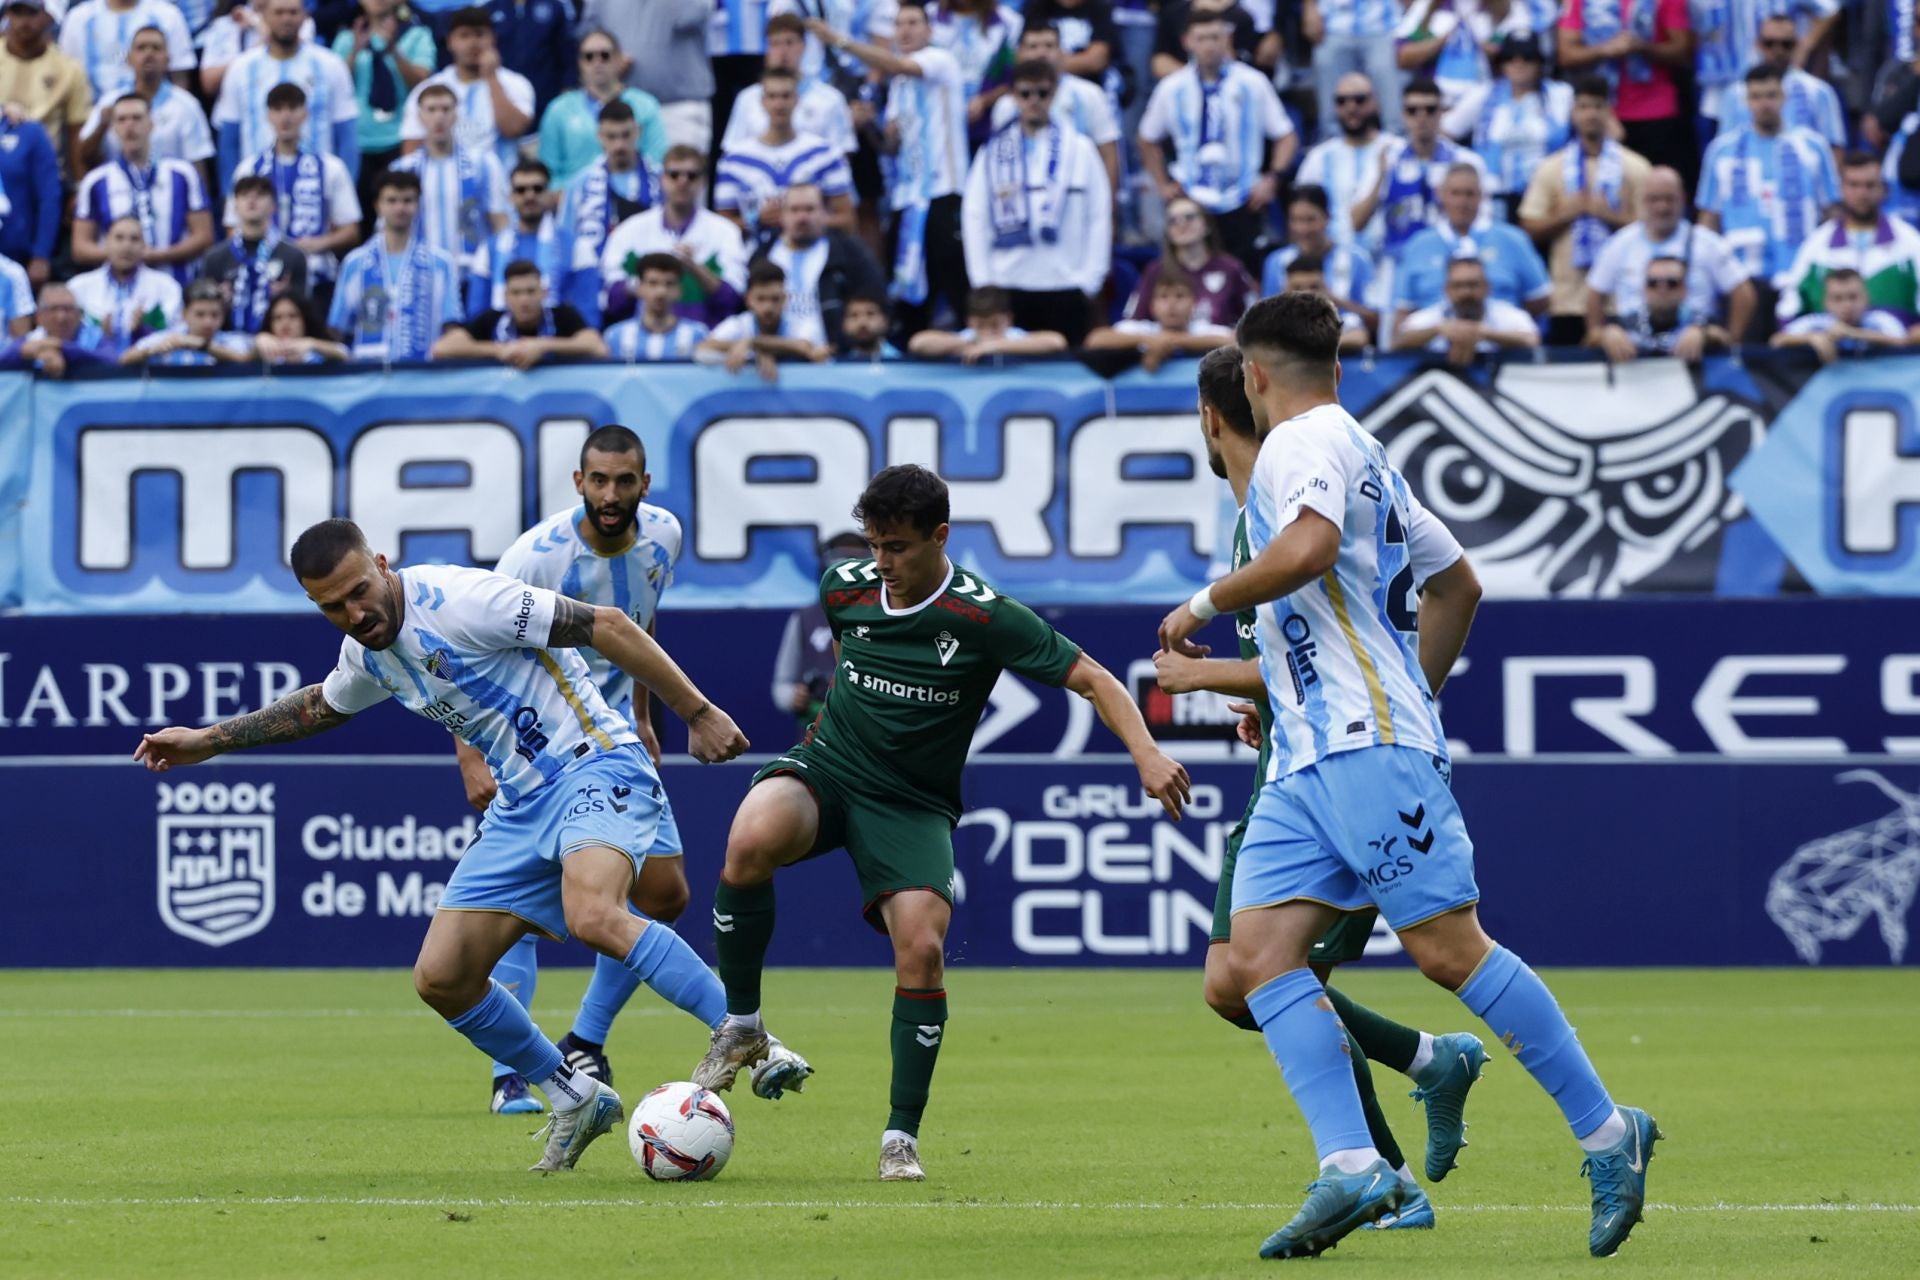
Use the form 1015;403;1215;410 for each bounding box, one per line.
485;934;546;1114
876;888;949;1182
559;843;725;1031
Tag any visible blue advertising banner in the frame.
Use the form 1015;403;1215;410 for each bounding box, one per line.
2;351;1918;613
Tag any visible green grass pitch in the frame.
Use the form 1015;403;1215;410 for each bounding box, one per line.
2;967;1915;1278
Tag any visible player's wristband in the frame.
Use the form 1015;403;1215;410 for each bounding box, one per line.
1188;586;1220;622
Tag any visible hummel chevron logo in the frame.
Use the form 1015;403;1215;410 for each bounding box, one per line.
915;1025;942;1048
1399;804;1434;852
952;574;997;602
835;560;880;582
713;910;735;934
1408;829;1435;854
1398;804;1425;829
935;631;959;666
410;581;446;610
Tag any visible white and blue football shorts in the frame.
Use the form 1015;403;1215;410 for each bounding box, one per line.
440;743;664;940
1231;744;1480;931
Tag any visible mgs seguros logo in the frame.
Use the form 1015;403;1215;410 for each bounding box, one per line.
155;781;276;948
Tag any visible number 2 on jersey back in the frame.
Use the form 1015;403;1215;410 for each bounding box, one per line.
1384;508;1419;632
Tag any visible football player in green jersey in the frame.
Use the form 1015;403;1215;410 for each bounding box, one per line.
1148;347;1486;1225
693;463;1193;1181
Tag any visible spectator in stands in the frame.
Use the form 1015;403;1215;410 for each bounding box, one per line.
1585;165;1755;343
400;6;534;173
0;0;93;182
599;144;748;328
929;0;1023;148
1775;151;1920;322
909;285;1069;360
199;174;310;332
228;83;365;289
1394;163;1551;325
331;0;437;215
557;99;660;324
807;3;972;334
476;158;562;315
483;0;576;118
575;0;714;154
1696;2;1840;141
200;2;318;98
1137;11;1295;274
540;29;667;190
725;14;857;164
773;530;872;727
1019;0;1117;87
1394;256;1540;364
960;60;1109;346
61;0;194;100
393;82;509;302
0;250;34;336
1282;253;1372;351
0;282;112;375
432;257;609;365
716;67;856;242
697;260;834;378
1445;33;1571;219
1591;253;1735;361
70;215;185;357
840;289;903;359
1714;14;1845;157
1086;269;1234;370
78;25;214;178
329;169;461;361
0;106;61;290
752;181;886;352
121;277;256;364
1771;266;1911;361
1126;198;1257;329
1349;78;1489;274
213;0;359;191
709;0;768;154
604;252;711;361
1397;0;1555;111
1556;0;1693;186
1296;72;1389;255
1304;0;1404;132
991;22;1120;195
254;291;348;363
1152;0;1280;80
74;95;213;286
1519;77;1650;347
1698;64;1840;328
1261;184;1378;336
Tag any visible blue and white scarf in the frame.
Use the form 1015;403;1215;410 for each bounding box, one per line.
260;150;327;240
566;159;660;262
230;233;284;333
397;147;492;266
985;121;1066;250
1730;129;1811;252
493;307;556;342
244;48;336;158
490;217;564;308
358;236;435;360
891;203;929;306
1564;138;1626;270
1897;0;1916;64
1582;0;1658;85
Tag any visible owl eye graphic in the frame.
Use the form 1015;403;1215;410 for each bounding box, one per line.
1360;366;1763;596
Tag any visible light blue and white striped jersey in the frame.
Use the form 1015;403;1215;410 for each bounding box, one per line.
127;326;254;363
0;255;31;328
1260;243;1376;309
81;81;216;167
1137;61;1291;214
494;505;684;720
75;158;208;286
1691;0;1839;93
883;47;970;209
399;66;538;174
710;0;771;56
1697;123;1840;279
320;564;638;807
59;0;196;98
1715;66;1845;146
481;218;565;308
929;2;1023;101
715;131;856;228
392;146;509;275
210;44;359;163
605;315;710;361
172;0;215;34
1297;133;1391;255
328;234;462;361
1320;0;1403;39
1245;403;1461;781
1448;79;1574;197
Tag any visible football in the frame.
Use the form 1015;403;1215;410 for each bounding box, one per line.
628;1082;735;1181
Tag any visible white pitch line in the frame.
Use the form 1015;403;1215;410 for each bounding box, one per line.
3;1195;1914;1214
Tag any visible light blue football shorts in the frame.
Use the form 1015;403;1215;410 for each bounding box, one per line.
440;743;664;940
1230;744;1480;932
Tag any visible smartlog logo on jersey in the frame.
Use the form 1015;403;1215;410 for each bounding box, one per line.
155;781;276;947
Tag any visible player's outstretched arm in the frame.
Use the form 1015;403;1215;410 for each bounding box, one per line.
1415;555;1481;696
1158;511;1341;655
557;601;749;764
1153;652;1263;698
1063;654;1192;821
133;684;351;771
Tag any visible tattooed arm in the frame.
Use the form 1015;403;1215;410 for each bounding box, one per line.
548;600;750;765
134;684;352;772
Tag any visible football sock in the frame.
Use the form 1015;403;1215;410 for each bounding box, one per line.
1457;945;1616;1141
886;987;947;1138
535;1065;594;1112
448;980;566;1098
573;943;645;1045
1407;1031;1437;1079
623;922;727;1028
713;878;776;1017
1578;1108;1629;1152
1324;985;1421;1075
1247;968;1374;1162
1320;1148;1383;1175
1394;1163;1418;1189
487;935;539;1079
1347;1026;1407;1174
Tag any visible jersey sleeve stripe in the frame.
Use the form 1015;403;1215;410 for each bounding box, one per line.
1320;570;1397;746
534;650;618;751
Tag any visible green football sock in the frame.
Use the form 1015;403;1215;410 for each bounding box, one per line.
886;986;948;1137
1326;984;1420;1074
712;879;776;1017
1346;1027;1407;1172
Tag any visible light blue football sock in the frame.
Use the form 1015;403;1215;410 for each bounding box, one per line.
625;921;727;1029
1247;968;1375;1162
573;948;644;1045
487;934;539;1079
1457;945;1616;1139
449;979;564;1088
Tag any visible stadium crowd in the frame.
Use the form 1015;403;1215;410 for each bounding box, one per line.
2;0;1919;374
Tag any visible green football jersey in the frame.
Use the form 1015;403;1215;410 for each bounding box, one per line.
805;558;1082;820
1233;508;1274;784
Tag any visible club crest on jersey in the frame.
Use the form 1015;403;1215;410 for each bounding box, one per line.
424;649;454;681
154;782;275;948
934;631;959;666
850;625;872;641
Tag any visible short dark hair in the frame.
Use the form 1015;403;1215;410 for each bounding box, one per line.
1841;148;1882;173
1153;267;1195;294
377;169;422;199
1197;346;1256;440
761;66;799;87
1571;74;1612;103
853;464;949;538
1288;183;1330;216
748;260;787;290
110;92;150;115
846;287;889;312
1285;252;1326;275
1010;58;1057;87
416;82;457;107
581;423;644;471
967;285;1011;316
290;519;370;582
1184;7;1231;32
1235;291;1342;376
1645;254;1686;276
1404;77;1441;103
265;82;307;111
1446;255;1488;279
636;252;683;280
766;11;806;39
663;143;705;172
895;0;929;16
1019;20;1061;44
448;6;493;35
232;174;275;201
1744;63;1784;86
511;158;551;183
1825;266;1866;288
503;258;542;284
599;99;636;126
261;292;320;337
